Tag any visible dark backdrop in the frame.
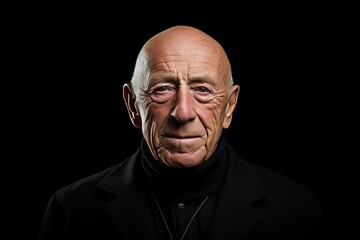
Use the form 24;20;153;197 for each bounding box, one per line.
16;5;349;239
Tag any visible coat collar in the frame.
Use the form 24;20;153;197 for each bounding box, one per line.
97;148;159;239
97;143;267;240
97;148;140;196
206;144;267;239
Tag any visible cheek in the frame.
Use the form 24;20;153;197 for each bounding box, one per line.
143;104;170;131
198;103;224;130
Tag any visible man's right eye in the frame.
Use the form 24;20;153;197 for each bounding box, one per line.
155;86;168;92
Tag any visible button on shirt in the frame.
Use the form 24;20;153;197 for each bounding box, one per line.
178;202;185;209
170;196;216;240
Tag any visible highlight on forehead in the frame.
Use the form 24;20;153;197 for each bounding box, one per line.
144;25;229;62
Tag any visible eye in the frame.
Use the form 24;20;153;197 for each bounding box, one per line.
150;85;175;103
196;86;210;93
192;85;214;103
154;86;168;92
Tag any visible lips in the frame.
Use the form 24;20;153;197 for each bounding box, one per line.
164;134;199;139
160;134;204;153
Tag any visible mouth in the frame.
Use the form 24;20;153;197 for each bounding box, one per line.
160;134;205;154
162;134;199;139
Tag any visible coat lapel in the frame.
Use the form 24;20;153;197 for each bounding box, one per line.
97;148;158;239
207;189;260;240
207;145;267;240
106;185;157;239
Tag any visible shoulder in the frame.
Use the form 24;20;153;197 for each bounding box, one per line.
227;144;317;202
53;158;131;207
225;144;326;237
245;159;321;216
251;163;316;200
51;147;143;209
54;165;115;203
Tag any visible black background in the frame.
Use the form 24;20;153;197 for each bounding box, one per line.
9;4;353;239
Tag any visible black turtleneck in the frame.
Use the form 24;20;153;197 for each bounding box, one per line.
139;136;228;240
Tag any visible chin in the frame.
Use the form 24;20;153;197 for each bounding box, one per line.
158;148;207;168
168;156;204;168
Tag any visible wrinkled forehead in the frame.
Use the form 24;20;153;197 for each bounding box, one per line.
131;28;231;94
142;53;225;90
142;38;227;73
145;34;221;59
147;49;220;72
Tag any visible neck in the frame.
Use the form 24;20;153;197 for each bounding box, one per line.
140;136;227;201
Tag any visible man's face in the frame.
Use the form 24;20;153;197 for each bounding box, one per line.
134;40;237;168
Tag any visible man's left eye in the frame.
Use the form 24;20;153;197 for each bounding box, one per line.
197;86;210;92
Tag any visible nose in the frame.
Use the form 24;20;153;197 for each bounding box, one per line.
171;87;196;124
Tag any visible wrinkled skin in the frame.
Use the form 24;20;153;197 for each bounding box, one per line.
123;26;240;168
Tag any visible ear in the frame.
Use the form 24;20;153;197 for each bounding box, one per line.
223;85;240;129
123;83;142;128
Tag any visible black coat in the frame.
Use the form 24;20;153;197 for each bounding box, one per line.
39;143;326;239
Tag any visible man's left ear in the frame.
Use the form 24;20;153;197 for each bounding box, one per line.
223;85;240;129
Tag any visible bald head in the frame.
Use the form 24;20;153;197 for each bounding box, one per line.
131;25;233;96
144;25;229;62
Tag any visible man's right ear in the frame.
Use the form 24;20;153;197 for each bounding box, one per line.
123;83;142;128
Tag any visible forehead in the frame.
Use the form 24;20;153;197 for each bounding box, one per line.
145;56;221;87
135;34;230;88
150;54;218;71
147;45;221;73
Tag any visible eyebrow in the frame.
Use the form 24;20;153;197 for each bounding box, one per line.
147;76;177;88
147;74;218;89
189;75;217;88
